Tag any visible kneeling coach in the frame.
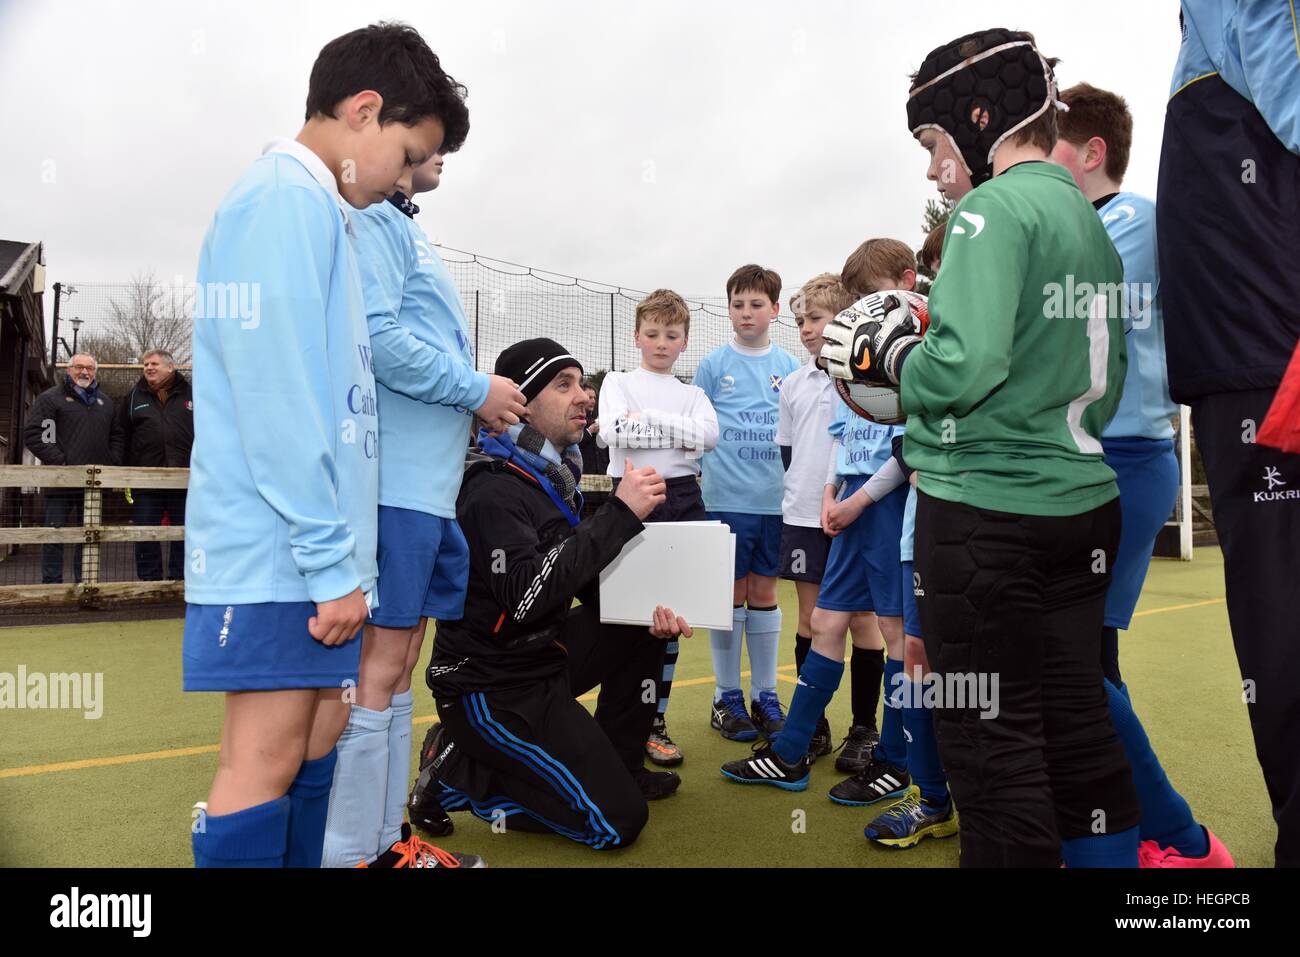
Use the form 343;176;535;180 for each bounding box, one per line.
413;337;690;849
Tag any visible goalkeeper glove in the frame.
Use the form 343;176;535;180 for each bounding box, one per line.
820;292;923;386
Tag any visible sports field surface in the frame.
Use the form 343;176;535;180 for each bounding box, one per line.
0;547;1273;868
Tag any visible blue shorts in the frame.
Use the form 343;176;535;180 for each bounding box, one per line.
901;560;922;637
183;601;362;692
369;506;471;629
815;477;907;616
778;523;832;583
708;511;783;579
1103;437;1179;630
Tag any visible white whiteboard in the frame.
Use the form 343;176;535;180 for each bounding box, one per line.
599;521;736;631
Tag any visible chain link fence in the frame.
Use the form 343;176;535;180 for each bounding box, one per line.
22;253;807;601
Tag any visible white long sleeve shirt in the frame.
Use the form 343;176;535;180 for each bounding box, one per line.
596;367;719;479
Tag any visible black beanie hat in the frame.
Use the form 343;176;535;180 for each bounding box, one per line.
495;338;584;404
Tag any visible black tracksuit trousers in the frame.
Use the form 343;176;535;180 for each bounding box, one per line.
1192;388;1300;867
433;603;667;849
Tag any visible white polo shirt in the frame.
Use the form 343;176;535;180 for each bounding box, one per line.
777;358;837;527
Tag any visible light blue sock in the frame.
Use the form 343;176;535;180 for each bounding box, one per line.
744;605;782;700
1106;679;1207;857
380;689;415;851
1061;825;1140;868
285;749;337;868
711;605;745;701
193;796;289;868
321;704;392;868
900;675;948;804
773;651;844;764
875;657;907;767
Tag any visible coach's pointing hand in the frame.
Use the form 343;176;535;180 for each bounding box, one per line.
309;587;369;646
476;374;527;432
615;458;666;520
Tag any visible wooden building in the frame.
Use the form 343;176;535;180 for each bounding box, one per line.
0;240;54;466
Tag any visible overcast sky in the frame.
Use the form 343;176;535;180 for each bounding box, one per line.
2;0;1182;324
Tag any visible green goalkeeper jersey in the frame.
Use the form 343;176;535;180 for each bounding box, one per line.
900;161;1127;517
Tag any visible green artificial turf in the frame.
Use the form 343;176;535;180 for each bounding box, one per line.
0;548;1274;867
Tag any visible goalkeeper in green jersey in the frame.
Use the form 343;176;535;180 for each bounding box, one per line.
822;28;1140;868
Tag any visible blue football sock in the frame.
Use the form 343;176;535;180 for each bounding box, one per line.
744;605;782;700
193;796;290;868
321;704;392;867
1061;825;1140;868
1105;679;1207;857
900;675;948;804
711;605;745;701
285;749;337;868
380;689;415;850
773;650;843;764
874;657;907;767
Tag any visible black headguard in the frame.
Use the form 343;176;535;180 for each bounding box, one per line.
906;28;1067;186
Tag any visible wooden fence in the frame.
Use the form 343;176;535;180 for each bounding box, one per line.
0;465;616;610
0;462;1203;611
0;465;188;609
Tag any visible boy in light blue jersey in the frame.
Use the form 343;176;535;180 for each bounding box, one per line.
320;146;526;867
694;264;800;743
777;274;883;764
723;390;905;791
722;249;916;796
182;22;454;869
1054;82;1231;867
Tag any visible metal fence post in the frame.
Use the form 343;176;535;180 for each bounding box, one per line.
609;293;615;372
50;281;62;367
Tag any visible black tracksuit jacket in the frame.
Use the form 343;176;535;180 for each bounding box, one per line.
117;373;195;468
427;448;644;697
23;376;123;466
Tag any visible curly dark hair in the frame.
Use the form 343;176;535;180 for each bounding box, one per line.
305;21;470;153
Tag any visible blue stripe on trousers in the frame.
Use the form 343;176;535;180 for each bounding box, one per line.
465;693;621;848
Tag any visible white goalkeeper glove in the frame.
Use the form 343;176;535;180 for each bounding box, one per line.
819;292;924;387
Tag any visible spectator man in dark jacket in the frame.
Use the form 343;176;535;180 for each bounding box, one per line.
410;337;690;849
23;353;123;583
118;349;193;580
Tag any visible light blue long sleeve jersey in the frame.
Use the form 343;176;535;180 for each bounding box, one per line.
829;400;902;479
350;199;489;517
1173;1;1300;155
1100;193;1178;441
185;141;378;606
693;341;800;514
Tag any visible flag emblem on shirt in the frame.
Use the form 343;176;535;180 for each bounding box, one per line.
770;374;784;392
